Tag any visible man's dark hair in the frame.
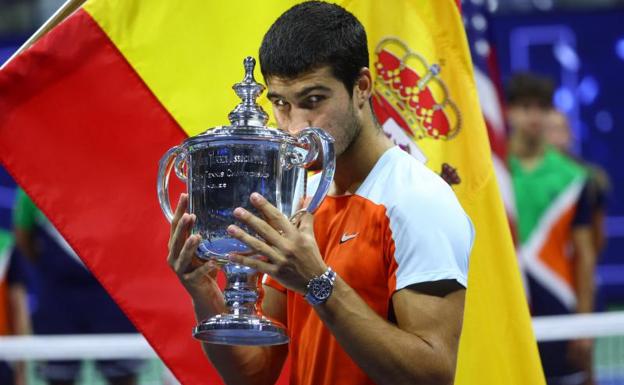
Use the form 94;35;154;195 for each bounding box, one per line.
259;1;369;96
505;72;554;108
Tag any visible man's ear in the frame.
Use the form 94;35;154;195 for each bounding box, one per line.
354;67;373;109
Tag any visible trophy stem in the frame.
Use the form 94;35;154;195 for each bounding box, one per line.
193;262;289;346
224;263;260;316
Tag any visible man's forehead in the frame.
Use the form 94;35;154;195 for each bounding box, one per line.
511;97;552;109
265;66;339;93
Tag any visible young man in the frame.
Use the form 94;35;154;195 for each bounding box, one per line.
168;2;473;385
544;109;610;256
0;234;30;385
13;188;142;385
506;73;597;385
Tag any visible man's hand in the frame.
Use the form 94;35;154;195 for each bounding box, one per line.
568;338;594;373
227;192;327;294
167;193;224;319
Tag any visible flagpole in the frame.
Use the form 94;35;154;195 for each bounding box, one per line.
1;0;87;69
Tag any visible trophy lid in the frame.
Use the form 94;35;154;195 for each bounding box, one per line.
228;56;269;127
185;56;293;146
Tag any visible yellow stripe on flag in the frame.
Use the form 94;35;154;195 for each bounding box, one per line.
84;0;297;136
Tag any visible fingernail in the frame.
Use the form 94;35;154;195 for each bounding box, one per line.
233;207;246;218
227;225;238;235
190;214;196;223
250;192;263;203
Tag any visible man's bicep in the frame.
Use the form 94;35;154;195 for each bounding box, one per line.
391;281;465;357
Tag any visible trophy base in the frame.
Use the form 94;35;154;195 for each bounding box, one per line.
193;314;289;346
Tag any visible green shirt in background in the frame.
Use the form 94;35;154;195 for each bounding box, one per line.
13;188;45;231
509;147;587;245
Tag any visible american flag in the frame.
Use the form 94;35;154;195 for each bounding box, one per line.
462;0;517;236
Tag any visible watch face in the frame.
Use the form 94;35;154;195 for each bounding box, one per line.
311;277;332;300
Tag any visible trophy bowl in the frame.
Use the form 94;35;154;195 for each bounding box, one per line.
157;57;335;345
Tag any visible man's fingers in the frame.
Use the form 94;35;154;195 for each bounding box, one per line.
174;234;201;274
249;192;295;237
170;193;189;239
297;211;315;233
228;253;276;275
232;207;286;249
167;213;195;265
227;225;282;263
185;258;218;281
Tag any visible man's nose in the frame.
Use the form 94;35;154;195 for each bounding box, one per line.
285;108;313;135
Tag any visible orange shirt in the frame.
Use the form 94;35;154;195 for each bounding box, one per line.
265;147;473;385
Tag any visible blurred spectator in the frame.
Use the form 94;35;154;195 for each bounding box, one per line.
506;73;597;385
0;232;30;385
12;188;141;385
544;109;611;256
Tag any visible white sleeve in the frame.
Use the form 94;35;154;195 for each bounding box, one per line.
388;183;474;291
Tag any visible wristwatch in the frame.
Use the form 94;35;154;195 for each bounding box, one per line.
304;267;337;305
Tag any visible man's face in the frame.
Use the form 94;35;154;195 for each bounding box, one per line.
265;66;361;157
544;110;572;152
507;99;550;143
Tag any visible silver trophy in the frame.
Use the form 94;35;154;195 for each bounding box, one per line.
157;57;335;345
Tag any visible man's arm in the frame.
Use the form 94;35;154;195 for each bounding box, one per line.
566;181;598;376
7;253;31;385
567;225;596;376
228;193;467;385
314;279;464;385
572;226;596;314
14;228;38;262
8;282;30;385
168;194;288;385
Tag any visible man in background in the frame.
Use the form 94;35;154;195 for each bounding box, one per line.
0;232;30;385
507;73;597;385
544;109;610;257
13;188;141;385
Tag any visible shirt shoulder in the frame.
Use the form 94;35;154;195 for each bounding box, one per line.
357;148;473;289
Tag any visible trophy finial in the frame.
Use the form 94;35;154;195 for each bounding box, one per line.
243;57;255;82
228;56;269;127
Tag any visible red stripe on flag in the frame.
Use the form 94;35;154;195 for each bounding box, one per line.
486;45;508;134
0;9;223;385
484;119;507;161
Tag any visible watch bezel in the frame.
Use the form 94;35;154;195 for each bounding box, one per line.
304;267;336;305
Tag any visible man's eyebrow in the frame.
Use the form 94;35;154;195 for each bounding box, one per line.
266;85;332;101
266;91;281;100
295;85;331;98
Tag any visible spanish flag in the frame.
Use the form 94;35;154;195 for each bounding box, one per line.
0;1;544;384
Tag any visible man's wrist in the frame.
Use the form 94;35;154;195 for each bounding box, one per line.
304;266;337;305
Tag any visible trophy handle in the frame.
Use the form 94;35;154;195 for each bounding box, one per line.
295;128;336;214
157;146;187;223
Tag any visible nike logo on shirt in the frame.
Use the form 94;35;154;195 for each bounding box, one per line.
340;232;358;244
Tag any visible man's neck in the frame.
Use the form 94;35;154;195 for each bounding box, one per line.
510;134;546;170
331;116;393;196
